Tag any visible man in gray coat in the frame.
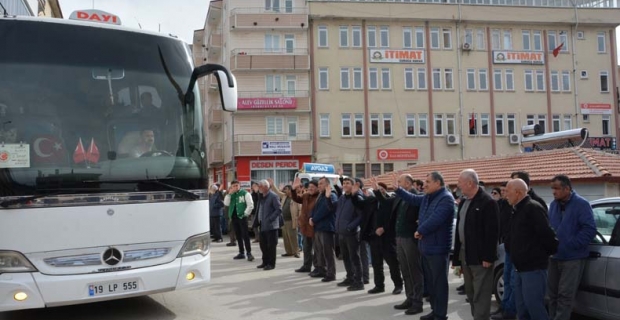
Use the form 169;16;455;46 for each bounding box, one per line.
253;180;283;271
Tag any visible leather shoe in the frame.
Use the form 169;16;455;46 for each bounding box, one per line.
264;265;275;271
282;253;293;257
420;312;435;320
392;287;403;295
321;276;336;282
310;271;326;278
456;284;464;291
294;253;300;258
363;280;369;285
233;254;246;260
295;267;311;273
247;254;255;262
405;306;424;315
337;279;354;287
367;287;385;294
226;242;237;247
394;300;412;310
491;308;503;316
215;239;224;243
347;284;364;291
256;264;265;268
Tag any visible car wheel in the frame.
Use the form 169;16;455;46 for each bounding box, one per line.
494;266;504;304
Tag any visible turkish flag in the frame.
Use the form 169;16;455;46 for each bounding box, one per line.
31;135;67;165
469;113;476;130
552;43;564;57
86;138;100;164
73;138;86;164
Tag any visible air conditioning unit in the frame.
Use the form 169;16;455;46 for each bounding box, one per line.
446;134;460;145
509;133;520;145
580;70;588;79
462;42;472;51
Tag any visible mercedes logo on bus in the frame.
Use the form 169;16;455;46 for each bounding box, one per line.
102;248;123;266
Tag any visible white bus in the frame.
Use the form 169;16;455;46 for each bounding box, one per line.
0;10;237;311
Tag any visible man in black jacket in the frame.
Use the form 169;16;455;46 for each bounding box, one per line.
505;179;558;320
511;171;547;213
453;170;499;320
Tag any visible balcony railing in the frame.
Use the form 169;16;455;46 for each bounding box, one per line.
235;133;312;142
208;107;223;128
306;0;620;8
230;48;309;71
237;90;309;98
209;142;223;164
230;7;309;14
231;48;309;56
230;7;309;30
233;135;312;156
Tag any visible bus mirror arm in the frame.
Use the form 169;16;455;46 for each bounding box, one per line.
184;63;237;112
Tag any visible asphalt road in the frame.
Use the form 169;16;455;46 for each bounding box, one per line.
0;238;596;320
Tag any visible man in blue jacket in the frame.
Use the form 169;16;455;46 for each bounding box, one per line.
394;171;455;320
310;177;339;282
548;175;596;320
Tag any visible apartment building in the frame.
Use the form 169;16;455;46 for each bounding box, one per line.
308;0;620;178
196;0;311;186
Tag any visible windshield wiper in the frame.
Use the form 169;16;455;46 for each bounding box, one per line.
0;193;58;208
82;178;200;200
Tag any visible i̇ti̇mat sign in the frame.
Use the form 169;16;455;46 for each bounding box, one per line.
237;97;297;110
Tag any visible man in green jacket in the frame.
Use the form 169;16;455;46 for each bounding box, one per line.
224;180;255;261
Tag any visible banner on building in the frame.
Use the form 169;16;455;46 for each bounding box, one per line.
238;97;297;110
250;160;299;169
584;137;617;150
369;49;425;64
580;103;612;115
377;149;419;161
261;141;292;155
493;51;544;65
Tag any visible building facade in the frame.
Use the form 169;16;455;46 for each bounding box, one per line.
0;0;34;16
195;0;311;187
308;0;620;178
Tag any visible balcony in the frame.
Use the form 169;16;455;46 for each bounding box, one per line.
230;7;308;31
208;105;223;129
237;90;310;112
209;142;223;165
230;48;309;71
207;1;222;26
207;29;222;56
207;74;220;92
233;133;312;156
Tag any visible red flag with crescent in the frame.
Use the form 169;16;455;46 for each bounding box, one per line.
73;138;86;163
31;135;66;165
86;138;100;164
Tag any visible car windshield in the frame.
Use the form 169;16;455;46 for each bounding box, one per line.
592;204;620;243
0;20;206;197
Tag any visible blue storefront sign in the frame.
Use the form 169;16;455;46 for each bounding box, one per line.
302;163;335;174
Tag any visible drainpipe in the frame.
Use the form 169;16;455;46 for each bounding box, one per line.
309;18;318;162
231;113;235;180
362;20;371;178
571;2;580;128
456;3;465;160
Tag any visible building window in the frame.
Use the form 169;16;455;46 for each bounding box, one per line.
503;29;513;50
562;71;571;92
342;163;353;177
600;71;609;92
266;116;284;135
318;25;328;48
481;113;490;135
288;117;298;137
371;164;381;177
522;30;531;51
533;30;542;51
491;29;501;50
264;34;281;52
319;114;330;137
384;163;394;173
339;26;349;47
467;68;476;90
465;29;473;46
353;68;363;89
446;114;456;135
551;71;560;92
415;27;425;48
352;26;362;47
419;114;428;136
559;31;568;52
548;31;557;53
505;69;514;91
443;28;452;49
598;31;606;53
444;68;454;90
404;68;415;90
479;69;488;91
552;114;561;132
469;113;477;135
355;163;366;177
537;114;547;129
380;26;390;48
536;70;545;91
341;113;351;137
603;115;611;135
494;69;503;91
496;114;504;135
431;27;440;49
370;114;380;137
406;114;416;136
383;114;393;136
369;68;378;90
355;113;364;136
403;27;413;49
526;114;535;125
340;68;350;89
476;28;485;50
434;113;444;136
367;26;377;48
265;0;280;11
507;114;516;134
319;67;329;90
563;114;572;130
583;114;590;123
432;68;442;90
524;70;534;91
381;68;391;89
417;68;427;90
266;74;282;93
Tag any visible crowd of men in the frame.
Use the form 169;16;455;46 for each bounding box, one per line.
208;169;597;320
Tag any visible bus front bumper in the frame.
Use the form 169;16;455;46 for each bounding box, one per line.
0;254;210;312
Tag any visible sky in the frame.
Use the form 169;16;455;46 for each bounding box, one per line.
56;0;209;44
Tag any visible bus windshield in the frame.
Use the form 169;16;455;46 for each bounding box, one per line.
0;20;206;197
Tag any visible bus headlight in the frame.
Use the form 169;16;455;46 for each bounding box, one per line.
178;233;210;258
0;251;37;273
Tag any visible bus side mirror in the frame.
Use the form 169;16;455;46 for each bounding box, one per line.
214;70;237;112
